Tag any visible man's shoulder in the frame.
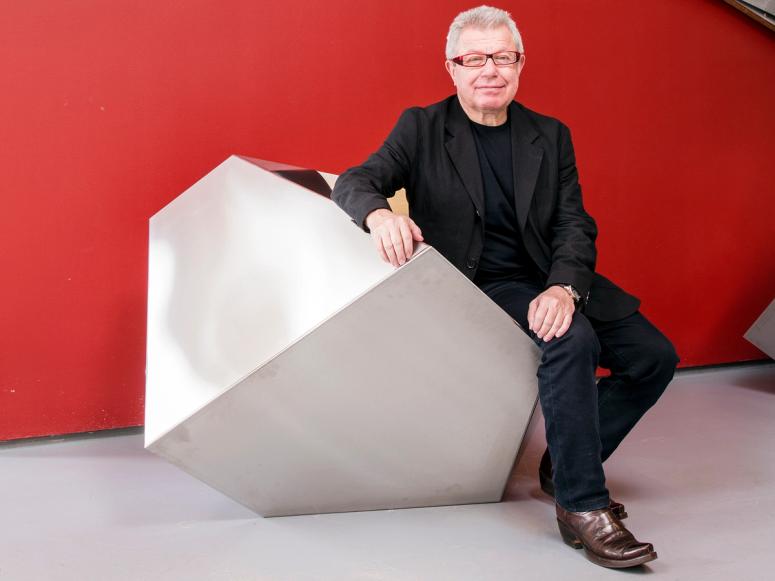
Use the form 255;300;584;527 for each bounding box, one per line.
385;96;457;141
511;101;568;132
392;97;572;142
396;95;456;123
510;101;574;150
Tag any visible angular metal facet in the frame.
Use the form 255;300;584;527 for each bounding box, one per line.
145;156;540;516
745;298;775;359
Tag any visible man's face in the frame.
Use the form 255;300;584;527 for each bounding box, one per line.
445;25;524;120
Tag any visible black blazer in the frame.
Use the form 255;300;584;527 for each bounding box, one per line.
332;95;639;321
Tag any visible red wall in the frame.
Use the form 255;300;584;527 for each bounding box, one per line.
1;1;773;440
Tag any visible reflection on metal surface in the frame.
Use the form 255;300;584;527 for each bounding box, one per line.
145;156;540;516
240;156;333;197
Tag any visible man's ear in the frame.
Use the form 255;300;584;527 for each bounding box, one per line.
517;53;526;76
444;60;456;86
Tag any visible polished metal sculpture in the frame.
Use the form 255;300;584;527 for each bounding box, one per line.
145;156;540;516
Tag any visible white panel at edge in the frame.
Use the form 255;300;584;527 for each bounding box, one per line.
745;298;775;359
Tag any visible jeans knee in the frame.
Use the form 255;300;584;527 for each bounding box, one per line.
566;315;601;354
644;337;679;390
658;337;679;373
541;314;601;361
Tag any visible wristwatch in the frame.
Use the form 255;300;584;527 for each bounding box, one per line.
557;284;582;305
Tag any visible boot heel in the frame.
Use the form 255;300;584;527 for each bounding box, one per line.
557;519;583;549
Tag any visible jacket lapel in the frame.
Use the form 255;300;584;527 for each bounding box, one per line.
510;102;543;233
444;98;486;219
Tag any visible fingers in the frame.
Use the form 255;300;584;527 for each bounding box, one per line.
379;235;399;266
528;298;553;336
554;312;574;339
386;241;400;266
410;220;424;241
398;221;413;260
372;228;404;267
373;235;389;264
527;298;538;331
371;215;419;267
543;311;566;342
529;289;575;342
390;227;407;264
535;306;555;340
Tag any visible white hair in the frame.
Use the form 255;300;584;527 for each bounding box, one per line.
445;5;524;59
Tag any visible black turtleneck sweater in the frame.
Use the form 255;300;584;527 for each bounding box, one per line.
470;116;540;284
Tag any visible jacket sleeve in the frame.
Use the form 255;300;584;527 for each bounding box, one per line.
331;108;420;232
544;123;598;299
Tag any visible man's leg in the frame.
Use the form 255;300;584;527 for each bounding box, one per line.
539;310;677;513
481;280;659;568
590;311;679;464
480;279;609;512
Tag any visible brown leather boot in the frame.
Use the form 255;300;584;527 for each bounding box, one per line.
555;504;657;568
539;448;628;519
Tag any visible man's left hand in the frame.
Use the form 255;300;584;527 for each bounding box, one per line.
528;286;575;342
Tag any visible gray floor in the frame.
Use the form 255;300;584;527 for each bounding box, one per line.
1;363;773;581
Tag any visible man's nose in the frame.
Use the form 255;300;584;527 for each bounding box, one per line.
480;56;499;74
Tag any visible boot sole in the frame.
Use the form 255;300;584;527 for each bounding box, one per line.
557;518;658;568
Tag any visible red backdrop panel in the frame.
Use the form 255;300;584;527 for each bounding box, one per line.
1;0;773;440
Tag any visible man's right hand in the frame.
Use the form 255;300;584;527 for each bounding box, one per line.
365;209;424;267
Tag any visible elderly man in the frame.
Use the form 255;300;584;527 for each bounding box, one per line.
332;5;677;570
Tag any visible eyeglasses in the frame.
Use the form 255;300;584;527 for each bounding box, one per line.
450;51;521;68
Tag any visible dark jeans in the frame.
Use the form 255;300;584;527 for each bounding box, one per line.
479;279;679;512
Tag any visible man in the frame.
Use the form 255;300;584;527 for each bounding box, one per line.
332;5;678;570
